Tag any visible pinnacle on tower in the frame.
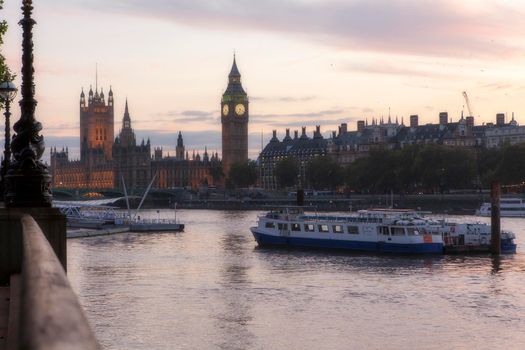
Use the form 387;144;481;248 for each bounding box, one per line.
229;54;241;77
123;99;131;128
224;53;246;96
124;98;129;117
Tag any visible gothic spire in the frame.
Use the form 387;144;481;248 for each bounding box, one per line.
124;98;129;117
229;53;240;78
123;98;131;128
224;53;246;96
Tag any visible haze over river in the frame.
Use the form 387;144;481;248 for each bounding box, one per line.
68;210;525;350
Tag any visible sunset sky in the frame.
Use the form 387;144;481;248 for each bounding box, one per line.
2;0;525;160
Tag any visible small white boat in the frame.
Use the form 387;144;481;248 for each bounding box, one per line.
476;198;525;217
438;221;516;253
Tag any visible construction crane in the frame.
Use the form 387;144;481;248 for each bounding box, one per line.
462;91;474;117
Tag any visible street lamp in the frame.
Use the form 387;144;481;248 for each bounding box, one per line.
5;0;52;207
0;80;18;198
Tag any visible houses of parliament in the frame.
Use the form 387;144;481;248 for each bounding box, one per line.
50;57;248;192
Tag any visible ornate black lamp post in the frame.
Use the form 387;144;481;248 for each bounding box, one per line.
5;0;52;207
0;80;18;199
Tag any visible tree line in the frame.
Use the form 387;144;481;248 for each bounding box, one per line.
269;143;525;193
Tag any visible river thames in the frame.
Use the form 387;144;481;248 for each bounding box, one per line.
68;210;525;349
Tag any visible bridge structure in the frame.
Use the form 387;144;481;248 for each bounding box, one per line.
52;187;185;199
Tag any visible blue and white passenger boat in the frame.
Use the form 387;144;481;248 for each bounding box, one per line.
250;208;444;254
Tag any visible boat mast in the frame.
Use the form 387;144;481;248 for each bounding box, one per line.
121;175;131;219
135;172;158;218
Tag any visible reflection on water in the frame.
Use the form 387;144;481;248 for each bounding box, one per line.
68;210;525;350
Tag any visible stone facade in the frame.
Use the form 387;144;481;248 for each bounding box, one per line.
151;134;221;190
113;100;151;191
51;86;115;189
221;56;249;177
260;127;327;190
259;112;525;189
51;90;222;193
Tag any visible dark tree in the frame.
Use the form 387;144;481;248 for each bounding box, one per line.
307;156;343;190
475;147;498;188
345;157;368;191
274;157;299;188
395;145;420;193
209;163;224;185
0;0;11;89
412;145;476;192
228;160;258;188
497;144;525;185
345;144;479;194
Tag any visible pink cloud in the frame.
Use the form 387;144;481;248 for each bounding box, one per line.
83;0;525;60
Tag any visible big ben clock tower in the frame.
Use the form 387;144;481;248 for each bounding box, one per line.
221;55;249;177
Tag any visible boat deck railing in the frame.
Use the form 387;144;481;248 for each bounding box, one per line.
131;218;180;225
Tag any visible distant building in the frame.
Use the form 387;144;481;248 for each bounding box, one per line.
328;118;398;167
221;55;249;176
51;86;220;193
113;100;151;190
484;113;525;148
151;132;221;190
259;126;327;190
51;86;115;189
259;112;525;189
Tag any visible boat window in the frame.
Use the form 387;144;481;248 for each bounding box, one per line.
378;226;390;235
318;224;329;233
406;227;419;235
347;226;359;234
265;222;275;229
333;225;343;233
501;200;521;204
291;223;301;231
278;223;288;230
391;227;406;236
304;224;315;232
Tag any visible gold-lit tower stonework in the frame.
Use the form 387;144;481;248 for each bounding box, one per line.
221;55;249;176
80;85;114;161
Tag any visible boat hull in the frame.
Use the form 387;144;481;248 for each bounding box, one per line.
502;240;517;254
130;223;184;232
251;228;443;254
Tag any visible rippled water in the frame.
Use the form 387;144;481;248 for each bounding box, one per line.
68;210;525;350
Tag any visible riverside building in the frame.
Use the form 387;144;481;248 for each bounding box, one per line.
50;86;220;193
259;112;525;189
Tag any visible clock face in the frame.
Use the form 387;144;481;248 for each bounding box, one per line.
235;104;245;116
222;104;229;116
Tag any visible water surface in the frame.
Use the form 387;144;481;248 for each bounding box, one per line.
68;210;525;349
